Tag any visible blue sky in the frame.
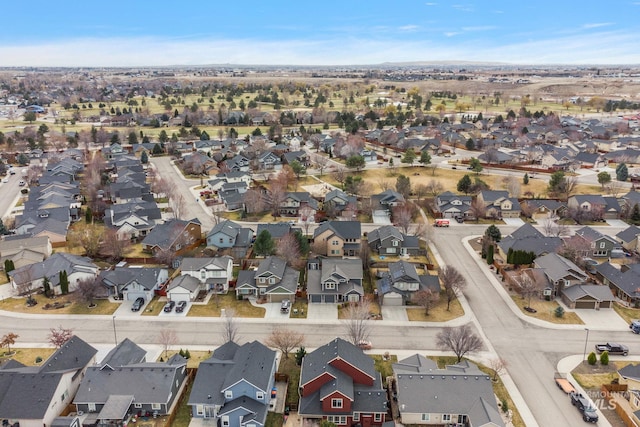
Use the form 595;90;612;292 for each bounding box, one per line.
2;1;639;66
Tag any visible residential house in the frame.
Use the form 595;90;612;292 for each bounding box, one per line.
561;284;614;309
376;260;440;306
595;262;640;304
323;189;357;219
567;195;620;220
98;265;168;301
235;256;299;303
313;221;362;257
497;223;563;260
0;336;97;427
533;253;588;297
569;226;620;258
255;223;297;243
166;275;202;303
392;354;504;426
367;225;420;256
9;253;98;295
359;149;377;163
298;338;387;426
206;220;254;259
104;200;162;240
370;189;405;212
0;235;52;270
306;258;363;303
433;191;472;219
282;150;309;167
141;218;202;255
620;190;640;215
615;364;640;427
574;151;607;169
179;256;233;293
520;199;567;221
224;155;251;173
476;190;521;219
257;151;282;171
74;339;187;424
279;192;319;218
616;225;640;252
188;341;277;426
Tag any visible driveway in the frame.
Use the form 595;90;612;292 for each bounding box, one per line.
502;217;525;226
381;306;408;322
372;210;392;225
113;299;144;316
306;303;338;320
571;306;630;330
606;219;630;228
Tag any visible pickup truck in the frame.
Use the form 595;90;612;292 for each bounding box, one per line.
554;372;576;394
570;391;598;423
595;342;629;356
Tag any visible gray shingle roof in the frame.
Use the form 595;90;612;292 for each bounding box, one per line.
168;275;201;292
100;338;146;368
313;220;361;240
617;225;640;244
180;256;232;273
534;253;588;283
562;284;615;303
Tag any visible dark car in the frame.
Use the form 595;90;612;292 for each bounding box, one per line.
570;392;599;423
455;216;464;223
595;342;628;355
163;301;176;313
175;301;187;313
131;297;145;312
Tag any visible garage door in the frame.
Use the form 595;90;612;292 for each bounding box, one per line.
168;291;190;303
125;291;147;301
599;301;612;308
269;294;289;303
383;293;403;306
310;295;322;303
325;295;335;303
574;300;596;309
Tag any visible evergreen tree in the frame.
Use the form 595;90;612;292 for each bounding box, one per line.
485;225;502;242
600;350;609;365
457;175;472;194
4;259;14;273
401;149;416;164
59;271;69;295
587;352;597;365
253;230;275;256
523;173;529;185
465;138;475;150
0;218;7;235
85;207;93;223
294;231;310;255
419;151;431;167
616;163;629;181
486;244;494;265
295;347;307;366
631;204;640;225
152;143;163;155
140;151;148;164
42;277;51;297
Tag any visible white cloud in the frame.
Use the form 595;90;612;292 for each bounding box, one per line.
451;4;473;12
425;2;437;5
399;25;419;32
582;22;613;29
444;32;460;37
461;26;496;32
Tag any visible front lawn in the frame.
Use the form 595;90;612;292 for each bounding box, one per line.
510;296;583;324
613;302;639;324
187;293;265;318
0;294;118;315
406;297;465;322
0;347;56;366
141;296;166;316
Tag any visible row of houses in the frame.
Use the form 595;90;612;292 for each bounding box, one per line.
0;335;503;427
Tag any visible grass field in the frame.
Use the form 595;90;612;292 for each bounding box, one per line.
612;302;639;324
406;297;465;322
510;296;584;324
187;293;265;318
0;347;56;366
0;294;118;315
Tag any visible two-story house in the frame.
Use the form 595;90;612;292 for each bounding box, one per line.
306;258;364;303
476;190;521;219
568;226;620;258
235;256;299;303
520;199;567;221
188;341;277;426
298;338;387;426
98;264;168;301
367;225;420;256
179;256;233;293
393;354;504;426
567;195;621;221
434;191;472;219
279;192;319;218
376;260;440;306
312;221;362;257
616;225;640;253
257;151;282;171
323;189;357;219
533;253;588;297
205;220;254;259
224;155;251;173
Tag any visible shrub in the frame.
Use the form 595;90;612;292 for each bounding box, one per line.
554;306;565;318
501;398;509;413
35;356;42;363
600;350;609;366
588;352;597;365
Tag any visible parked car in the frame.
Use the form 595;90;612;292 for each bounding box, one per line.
175;301;187;313
280;299;291;313
163;300;176;313
631;320;640;334
570;391;598;423
357;340;372;350
455;216;464;223
595;342;628;355
131;297;145;312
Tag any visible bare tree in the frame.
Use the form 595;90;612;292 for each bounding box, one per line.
101;228;131;262
489;357;508;381
168;191;185;220
265;326;305;360
377;176;391;192
343;299;373;346
222;309;239;343
276;233;302;268
332;166;347;189
436;324;483;363
411;288;440;316
48;326;74;348
1;333;19;355
243;188;266;214
393;203;413;234
502;175;521;198
315;155;329;176
469;199;486;222
268;180;288;218
425;180;444;197
607;180;625;198
74;277;100;308
67;223;104;258
439;265;467;311
518;270;543;309
158;328;178;358
12;268;37;303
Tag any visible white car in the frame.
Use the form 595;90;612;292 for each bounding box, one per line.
1;177;8;183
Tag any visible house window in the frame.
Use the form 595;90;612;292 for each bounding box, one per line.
88;403;96;412
421;414;430;421
259;278;266;284
374;414;382;422
134;403;142;409
60;390;69;402
332;240;339;246
151;403;161;410
392;240;399;247
442;414;451;421
222;416;230;427
196;405;204;415
324;282;335;290
600;242;605;249
256;391;264;400
327;416;347;425
353;413;360;421
201;271;206;279
219;238;224;244
225;390;233;399
269;278;276;284
331;398;343;408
